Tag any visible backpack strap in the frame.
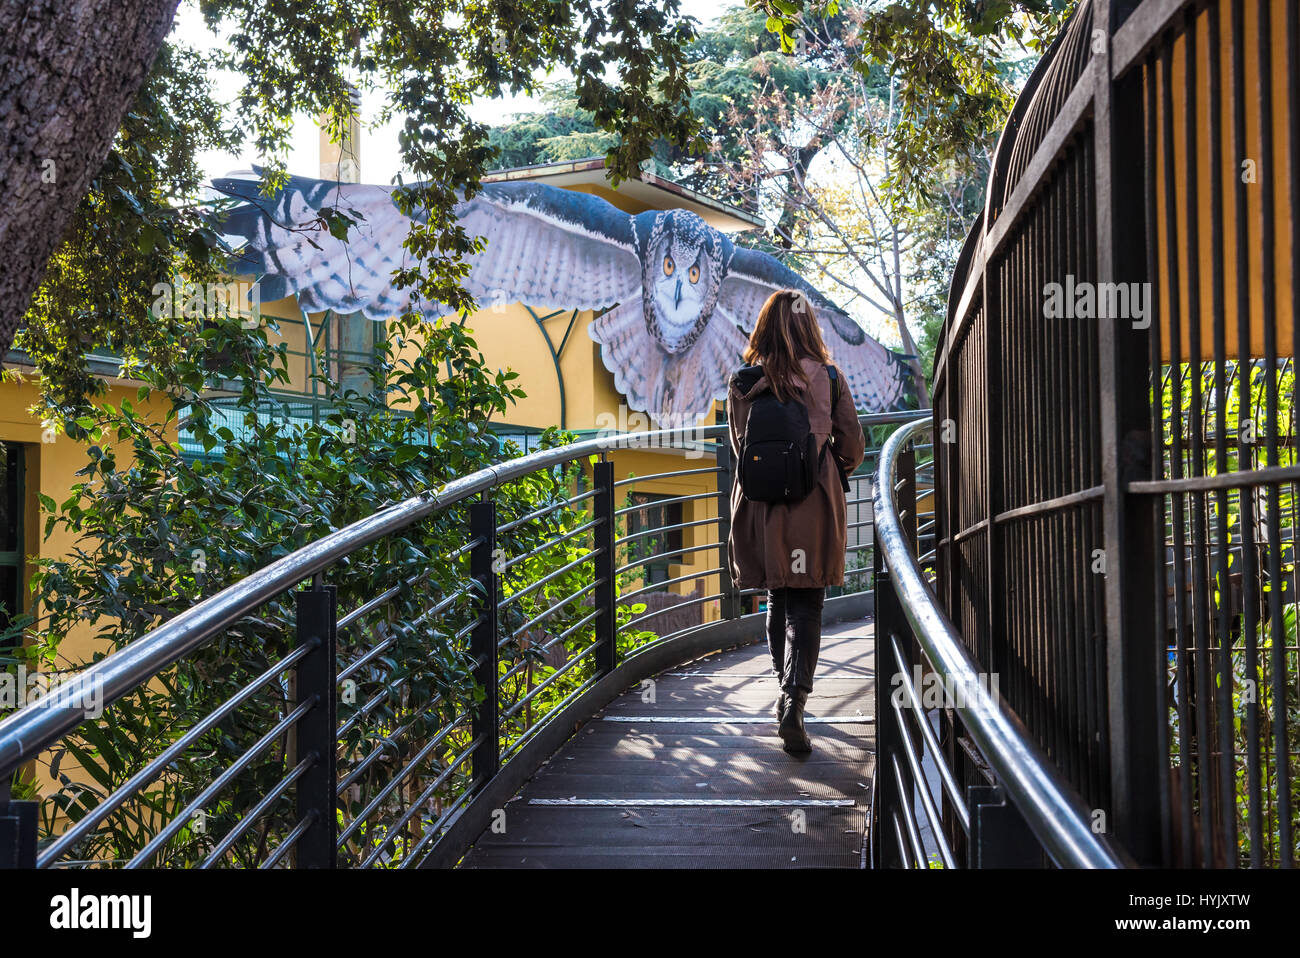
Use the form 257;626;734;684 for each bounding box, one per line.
825;364;851;493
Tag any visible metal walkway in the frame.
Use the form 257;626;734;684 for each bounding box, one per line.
458;619;875;868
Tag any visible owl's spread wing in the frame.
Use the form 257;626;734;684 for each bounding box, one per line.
214;172;419;319
718;247;917;411
455;183;642;312
212;173;642;319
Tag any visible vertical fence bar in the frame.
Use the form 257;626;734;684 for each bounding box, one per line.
295;584;337;869
593;460;617;675
1095;2;1162;865
470;500;500;786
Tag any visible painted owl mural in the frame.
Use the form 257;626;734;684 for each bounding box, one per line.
212;172;917;423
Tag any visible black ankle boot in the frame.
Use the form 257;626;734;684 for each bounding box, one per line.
775;691;788;724
778;689;812;753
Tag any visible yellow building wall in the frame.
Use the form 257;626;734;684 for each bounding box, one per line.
0;375;179;670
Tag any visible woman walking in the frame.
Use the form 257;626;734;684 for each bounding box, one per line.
727;290;866;753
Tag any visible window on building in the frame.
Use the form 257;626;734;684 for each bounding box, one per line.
624;492;683;585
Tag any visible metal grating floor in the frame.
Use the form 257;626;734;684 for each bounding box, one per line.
458;619;876;869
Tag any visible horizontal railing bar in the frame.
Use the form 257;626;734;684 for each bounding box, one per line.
891;810;913;870
1127;462;1300;495
615;516;718;546
447;535;481;561
201;755;314;868
337;708;469;796
338;570;432;629
614;466;724;487
360;735;481;868
497;488;598;535
36;641;316;868
336;635;398;685
498;606;602;685
499;518;600;571
621;592;722;632
504;580;602;643
891;753;928;869
993;485;1105;524
499;672;604;765
500;636;602;722
453;615;484;644
888;634;969;833
260;813;315;870
1111;0;1186;77
498;548;599;611
546;606;602;648
619;567;725;604
614;491;718;516
126;697;317;869
341;654;459;740
337;711;476;846
615;540;721;575
338;673;419;738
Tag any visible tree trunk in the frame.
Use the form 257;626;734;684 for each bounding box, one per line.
892;300;931;408
0;0;179;358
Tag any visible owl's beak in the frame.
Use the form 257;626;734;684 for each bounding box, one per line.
674;279;682;309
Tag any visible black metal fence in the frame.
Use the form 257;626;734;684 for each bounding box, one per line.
926;0;1299;867
872;419;1126;867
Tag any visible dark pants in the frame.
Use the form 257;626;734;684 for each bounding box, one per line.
765;587;825;696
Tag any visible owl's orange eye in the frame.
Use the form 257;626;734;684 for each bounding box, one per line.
688;264;700;284
663;255;675;277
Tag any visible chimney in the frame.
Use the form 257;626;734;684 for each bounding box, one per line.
319;84;362;182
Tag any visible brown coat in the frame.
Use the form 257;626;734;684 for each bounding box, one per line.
727;357;867;590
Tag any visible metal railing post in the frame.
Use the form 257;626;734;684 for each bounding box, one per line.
470;499;500;786
295;584;337;869
872;539;902;868
0;798;36;869
715;436;740;620
593;459;617;675
898;448;917;556
968;785;1042;868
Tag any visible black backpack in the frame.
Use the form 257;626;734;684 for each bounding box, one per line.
735;363;841;504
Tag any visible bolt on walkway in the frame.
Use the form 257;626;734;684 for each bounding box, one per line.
458;618;875;868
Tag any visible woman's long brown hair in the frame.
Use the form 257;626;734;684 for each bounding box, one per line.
743;289;832;402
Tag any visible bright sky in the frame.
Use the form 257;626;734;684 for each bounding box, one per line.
184;0;732;185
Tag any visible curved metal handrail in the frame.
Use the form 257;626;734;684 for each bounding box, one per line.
873;417;1128;869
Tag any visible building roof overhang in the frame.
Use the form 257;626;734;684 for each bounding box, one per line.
483;157;763;234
